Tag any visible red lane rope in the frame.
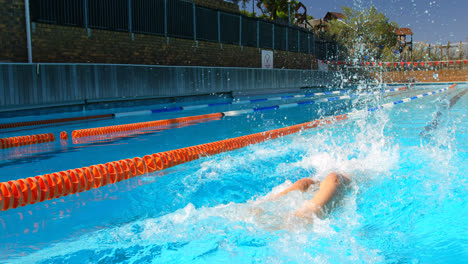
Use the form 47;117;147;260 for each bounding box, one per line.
0;114;114;130
71;113;224;139
0;114;347;212
72;116;222;145
318;59;468;67
0;133;55;150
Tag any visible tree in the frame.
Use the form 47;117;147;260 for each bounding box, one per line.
327;6;399;61
237;0;309;25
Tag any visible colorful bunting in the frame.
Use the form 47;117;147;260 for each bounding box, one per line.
314;59;466;68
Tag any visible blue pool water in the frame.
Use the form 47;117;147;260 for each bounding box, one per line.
0;84;466;263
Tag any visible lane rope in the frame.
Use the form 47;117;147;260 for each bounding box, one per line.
0;84;456;212
71;115;223;145
0;133;55;150
223;86;408;116
318;59;468;67
71;113;223;139
348;84;457;118
113;88;354;118
71;86;408;139
0;114;114;130
0;114;347;212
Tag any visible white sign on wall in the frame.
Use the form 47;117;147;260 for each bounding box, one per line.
262;50;273;69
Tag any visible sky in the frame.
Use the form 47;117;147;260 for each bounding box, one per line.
239;0;468;44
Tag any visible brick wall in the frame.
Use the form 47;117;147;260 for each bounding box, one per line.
0;0;27;62
31;23;315;69
0;0;314;69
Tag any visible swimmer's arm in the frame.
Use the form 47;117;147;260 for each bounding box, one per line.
294;172;350;218
271;178;317;199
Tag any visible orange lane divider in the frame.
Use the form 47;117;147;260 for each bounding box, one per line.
0;114;347;212
60;131;68;140
0;114;114;130
71;116;222;145
0;133;55;150
71;113;224;139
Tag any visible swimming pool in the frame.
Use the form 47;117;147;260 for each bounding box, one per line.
0;84;466;263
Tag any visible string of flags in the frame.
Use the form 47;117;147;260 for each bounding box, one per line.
316;59;468;67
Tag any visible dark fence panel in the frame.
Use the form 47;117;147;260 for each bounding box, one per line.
132;0;164;35
30;0;84;26
167;0;193;39
259;21;273;49
299;31;308;53
288;28;298;52
196;7;218;42
315;41;326;59
29;0;338;59
329;42;338;58
88;0;128;31
241;17;257;47
308;33;315;54
220;12;240;44
274;25;286;51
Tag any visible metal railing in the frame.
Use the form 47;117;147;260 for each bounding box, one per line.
29;0;337;59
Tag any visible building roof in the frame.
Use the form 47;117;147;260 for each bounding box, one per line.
309;19;326;27
395;28;413;36
323;12;345;22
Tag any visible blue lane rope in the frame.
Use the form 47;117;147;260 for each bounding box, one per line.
222;86;409;116
348;85;456;119
114;88;354;118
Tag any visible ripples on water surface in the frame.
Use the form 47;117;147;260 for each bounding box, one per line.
0;85;466;263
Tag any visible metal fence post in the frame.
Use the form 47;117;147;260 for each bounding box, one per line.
164;0;167;37
24;0;32;63
312;33;315;56
192;3;196;41
128;0;133;40
239;15;242;46
256;20;259;48
286;27;288;51
297;30;300;52
307;33;310;54
84;0;90;37
217;11;221;44
325;42;328;59
272;24;275;50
